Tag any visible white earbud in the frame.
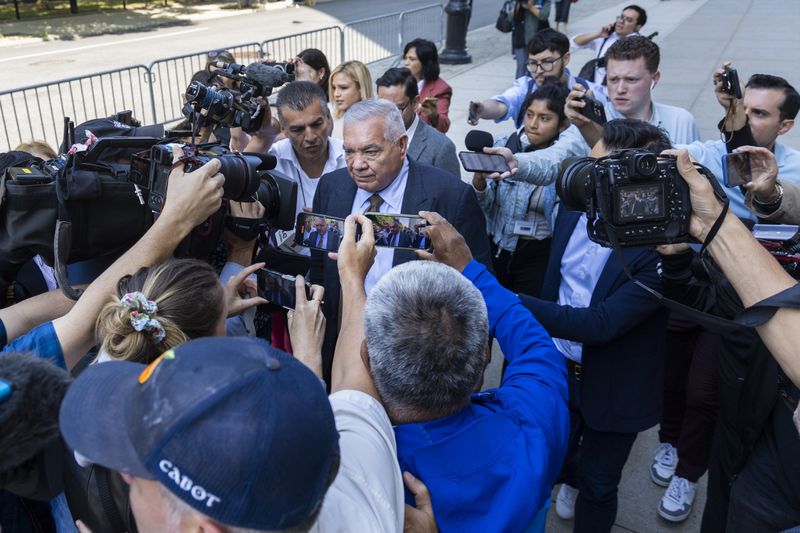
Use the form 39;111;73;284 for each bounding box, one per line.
651;81;656;90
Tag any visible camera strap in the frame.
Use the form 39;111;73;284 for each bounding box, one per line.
604;187;799;333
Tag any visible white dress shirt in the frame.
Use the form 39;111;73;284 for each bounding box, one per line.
270;137;346;216
552;214;612;363
352;158;410;294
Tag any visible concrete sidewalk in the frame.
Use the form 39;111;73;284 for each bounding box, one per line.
421;0;799;531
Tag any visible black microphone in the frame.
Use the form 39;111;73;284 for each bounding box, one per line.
244;63;289;89
465;130;495;152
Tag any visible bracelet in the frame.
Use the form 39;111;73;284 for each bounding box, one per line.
753;183;784;210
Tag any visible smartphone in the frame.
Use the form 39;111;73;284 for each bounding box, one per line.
578;94;607;125
295;212;347;252
459;151;511;174
364;212;432;251
720;68;743;99
468;102;478;123
256;268;311;310
423;97;438;106
722;152;751;187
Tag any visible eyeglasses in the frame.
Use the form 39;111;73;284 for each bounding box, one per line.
396;100;412;112
616;14;637;24
526;54;565;73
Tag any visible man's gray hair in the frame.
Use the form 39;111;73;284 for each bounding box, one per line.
364;261;489;420
275;81;329;126
343;98;406;142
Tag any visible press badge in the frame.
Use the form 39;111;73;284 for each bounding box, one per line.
512;220;536;237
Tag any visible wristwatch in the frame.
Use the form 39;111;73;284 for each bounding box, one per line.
753;183;784;213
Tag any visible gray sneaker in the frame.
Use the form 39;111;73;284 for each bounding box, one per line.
650;442;678;487
658;475;696;522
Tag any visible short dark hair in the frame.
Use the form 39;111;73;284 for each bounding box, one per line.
605;35;660;73
746;74;800;121
521;82;570;126
275;81;329;125
297;48;331;99
527;28;570;56
376;67;419;101
602;119;672;153
403;38;440;82
623;4;647;26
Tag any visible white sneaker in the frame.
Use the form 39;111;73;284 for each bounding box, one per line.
650;442;678;487
555;483;578;520
658;475;696;522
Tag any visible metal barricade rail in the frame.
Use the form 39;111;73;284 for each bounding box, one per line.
0;3;445;151
0;65;152;152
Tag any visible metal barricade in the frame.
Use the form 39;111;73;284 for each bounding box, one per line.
0;65;152;152
147;42;263;125
262;26;344;68
399;4;446;50
343;12;403;66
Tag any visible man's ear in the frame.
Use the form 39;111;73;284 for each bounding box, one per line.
651;70;661;91
778;118;795;136
195;517;226;533
397;133;409;158
562;51;571;68
360;339;372;374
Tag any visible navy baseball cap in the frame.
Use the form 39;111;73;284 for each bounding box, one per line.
59;337;339;530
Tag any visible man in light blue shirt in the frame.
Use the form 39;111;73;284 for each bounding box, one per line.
468;30;607;128
484;35;700;187
682;71;800;220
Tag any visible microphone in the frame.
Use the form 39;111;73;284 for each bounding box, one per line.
465;130;495;152
244;63;290;89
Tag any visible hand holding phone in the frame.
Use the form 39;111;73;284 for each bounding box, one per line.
295;212;347;252
257;268;312;310
577;94;607;125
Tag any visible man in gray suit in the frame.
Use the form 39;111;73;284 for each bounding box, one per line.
376;68;461;178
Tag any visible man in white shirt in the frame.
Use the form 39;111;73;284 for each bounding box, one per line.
243;81;346;216
570;4;647;85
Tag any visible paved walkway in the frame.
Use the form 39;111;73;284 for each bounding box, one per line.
423;0;798;531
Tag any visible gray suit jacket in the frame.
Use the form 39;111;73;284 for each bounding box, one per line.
408;119;461;178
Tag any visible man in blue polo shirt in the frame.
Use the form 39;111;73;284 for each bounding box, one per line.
362;211;569;532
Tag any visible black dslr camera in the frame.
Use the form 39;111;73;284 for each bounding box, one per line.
557;149;714;247
184;61;294;132
130;143;297;232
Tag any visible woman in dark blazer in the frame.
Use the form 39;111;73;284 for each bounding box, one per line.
403;38;452;133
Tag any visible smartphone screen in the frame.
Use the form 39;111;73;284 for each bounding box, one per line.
364;213;432;251
578;95;607;125
459;152;511;174
295;212;346;252
256;268;311;310
722;152;751;187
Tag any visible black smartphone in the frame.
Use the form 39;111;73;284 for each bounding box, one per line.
295;212;347;252
256;268;311;310
720;68;743;99
722;152;751;187
364;213;432;251
578;94;607;125
458;151;511;174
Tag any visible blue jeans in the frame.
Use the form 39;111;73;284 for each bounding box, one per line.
558;370;638;533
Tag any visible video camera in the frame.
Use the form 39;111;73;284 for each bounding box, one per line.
185;61;294;132
556;149;717;247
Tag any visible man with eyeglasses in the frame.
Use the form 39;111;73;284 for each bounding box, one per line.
483;36;699;188
468;29;606;128
571;5;647;86
308;98;492;384
376;68;460;177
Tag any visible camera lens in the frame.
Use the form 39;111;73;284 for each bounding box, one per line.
633;153;658;177
216;154;262;201
185;82;227;109
556;157;596;212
